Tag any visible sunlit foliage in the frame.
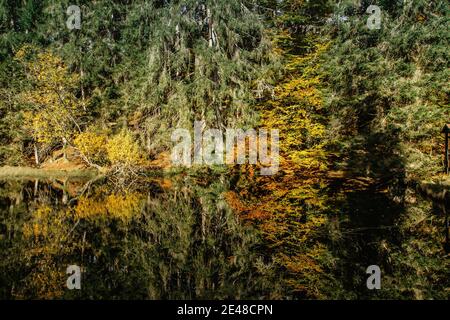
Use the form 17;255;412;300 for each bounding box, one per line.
229;3;335;297
15;45;82;152
74;130;108;165
106;129;144;167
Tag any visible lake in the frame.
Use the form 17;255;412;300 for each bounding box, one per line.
0;174;448;299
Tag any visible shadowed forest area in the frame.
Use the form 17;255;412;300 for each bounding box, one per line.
0;0;448;300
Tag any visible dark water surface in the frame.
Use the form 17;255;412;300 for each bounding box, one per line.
0;175;448;299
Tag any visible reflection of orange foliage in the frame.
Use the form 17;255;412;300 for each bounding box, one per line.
159;178;173;189
106;193;142;220
224;191;272;221
224;191;247;214
280;252;323;274
148;151;172;169
17;203;74;299
74;197;105;218
226;41;332;298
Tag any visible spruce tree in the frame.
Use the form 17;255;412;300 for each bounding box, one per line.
324;0;449;181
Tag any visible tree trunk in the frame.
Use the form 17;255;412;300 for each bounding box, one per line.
34;179;39;198
34;143;40;166
62;179;68;205
63;137;68;161
81;65;86;111
207;8;213;47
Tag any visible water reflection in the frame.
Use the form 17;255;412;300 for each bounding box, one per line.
0;176;277;299
325;184;449;299
0;175;448;299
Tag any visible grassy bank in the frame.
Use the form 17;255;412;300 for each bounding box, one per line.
0;166;99;179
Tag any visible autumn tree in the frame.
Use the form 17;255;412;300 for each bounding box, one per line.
15;45;82;164
229;0;336;298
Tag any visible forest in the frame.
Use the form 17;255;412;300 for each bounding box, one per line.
0;0;448;300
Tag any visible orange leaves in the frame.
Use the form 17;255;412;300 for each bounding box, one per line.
279;252;323;275
224;190;272;221
224;191;247;213
227;37;333;297
245;209;272;221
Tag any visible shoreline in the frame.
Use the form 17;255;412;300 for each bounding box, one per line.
0;166;99;179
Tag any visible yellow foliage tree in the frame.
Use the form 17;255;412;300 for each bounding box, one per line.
106;129;144;167
74;130;108;166
15;45;82;163
229;40;333;298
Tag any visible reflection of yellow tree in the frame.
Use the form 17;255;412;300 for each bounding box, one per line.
3;177;281;299
228;42;333;298
23;205;52;239
74;190;143;222
18;205;73;299
15;189;143;299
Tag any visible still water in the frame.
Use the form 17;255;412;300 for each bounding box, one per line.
0;175;448;299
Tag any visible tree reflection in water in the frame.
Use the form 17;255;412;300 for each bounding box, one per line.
0;176;278;299
0;174;448;299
